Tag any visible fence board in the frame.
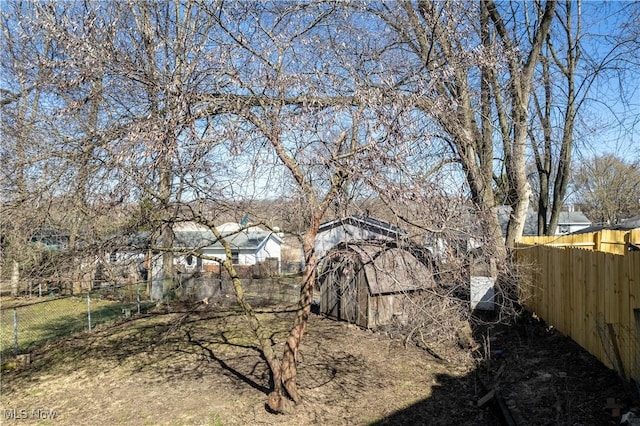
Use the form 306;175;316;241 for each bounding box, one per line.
515;229;640;382
595;251;607;366
586;253;599;362
573;249;586;349
619;258;631;379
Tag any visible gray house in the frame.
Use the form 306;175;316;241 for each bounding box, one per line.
315;215;406;260
497;206;591;236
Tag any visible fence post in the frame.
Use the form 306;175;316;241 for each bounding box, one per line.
13;308;18;354
87;293;92;331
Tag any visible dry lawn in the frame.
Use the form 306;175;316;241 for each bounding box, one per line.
0;304;635;425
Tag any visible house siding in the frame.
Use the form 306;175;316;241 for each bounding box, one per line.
258;238;282;263
316;224;397;259
554;223;591;235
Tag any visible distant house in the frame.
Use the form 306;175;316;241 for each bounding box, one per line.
497;206;591;236
107;221;285;300
29;227;70;250
553;211;591;235
170;221;283;272
315;215;406;259
318;241;435;328
569;215;640;234
108;221;283;282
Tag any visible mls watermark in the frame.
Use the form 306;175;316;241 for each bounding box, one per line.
5;408;57;420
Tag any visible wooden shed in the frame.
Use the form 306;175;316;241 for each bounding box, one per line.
318;242;435;328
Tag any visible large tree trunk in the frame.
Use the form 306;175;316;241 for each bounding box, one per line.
547;126;573;235
160;222;175;299
488;0;556;247
268;225;318;411
532;54;553;236
505;128;533;248
547;77;576;235
458;136;508;262
159;158;175;299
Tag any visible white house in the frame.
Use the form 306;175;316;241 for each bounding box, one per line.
109;221;283;278
553;211;592;235
171;221;283;271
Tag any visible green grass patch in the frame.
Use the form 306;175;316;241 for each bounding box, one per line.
0;295;151;356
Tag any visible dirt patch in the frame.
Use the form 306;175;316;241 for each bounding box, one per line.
473;316;639;426
1;307;637;425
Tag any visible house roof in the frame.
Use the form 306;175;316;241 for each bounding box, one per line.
27;227;71;250
496;206;538;236
557;211;591;225
570;215;640;234
318;215;406;237
174;223;282;251
130;222;282;252
621;216;640;228
344;242;435;295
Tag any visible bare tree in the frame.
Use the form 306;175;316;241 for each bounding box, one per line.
192;2;417;410
0;1;59;295
529;0;640;235
23;1;246;298
13;0;635;418
5;0;378;413
360;0;556;260
572;154;640;225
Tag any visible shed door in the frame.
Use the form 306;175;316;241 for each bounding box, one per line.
325;275;340;319
340;276;358;324
324;260;359;323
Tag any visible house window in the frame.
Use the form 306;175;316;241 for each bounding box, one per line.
110;251;117;263
186;254;193;266
231;251;239;264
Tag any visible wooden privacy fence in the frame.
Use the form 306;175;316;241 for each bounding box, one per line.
515;229;640;383
518;229;640;255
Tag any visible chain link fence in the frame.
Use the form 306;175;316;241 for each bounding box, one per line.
1;275;302;361
0;282;153;360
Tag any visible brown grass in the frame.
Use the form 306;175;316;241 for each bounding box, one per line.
1;306;635;425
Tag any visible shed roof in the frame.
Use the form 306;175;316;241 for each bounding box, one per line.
346;243;435;295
